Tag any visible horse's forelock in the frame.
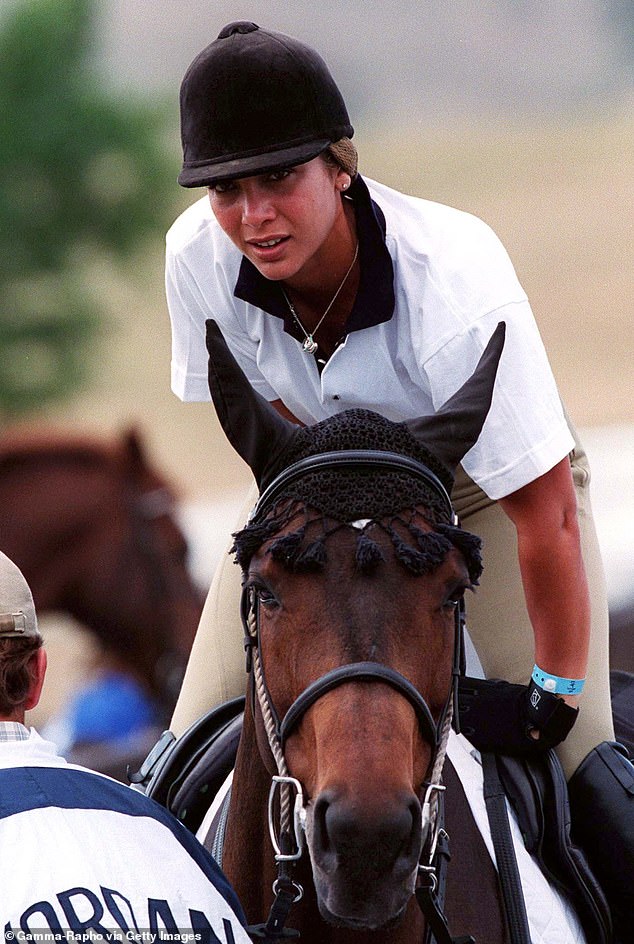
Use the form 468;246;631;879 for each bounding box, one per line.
233;497;483;584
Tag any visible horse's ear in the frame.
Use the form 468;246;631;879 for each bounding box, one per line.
205;320;299;488
403;322;506;475
122;427;146;469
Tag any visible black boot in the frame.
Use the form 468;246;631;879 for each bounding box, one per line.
568;741;634;942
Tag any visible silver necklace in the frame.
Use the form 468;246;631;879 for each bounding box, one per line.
281;242;359;354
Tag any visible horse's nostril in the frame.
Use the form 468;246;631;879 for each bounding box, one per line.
407;795;423;853
313;792;334;854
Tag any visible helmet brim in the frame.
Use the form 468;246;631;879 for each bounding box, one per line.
178;138;331;188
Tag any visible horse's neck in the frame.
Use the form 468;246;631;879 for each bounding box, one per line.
0;468;108;616
1;453;112;553
222;709;426;944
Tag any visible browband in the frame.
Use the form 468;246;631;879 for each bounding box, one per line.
251;450;456;525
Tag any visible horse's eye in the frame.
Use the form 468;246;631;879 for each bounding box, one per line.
248;580;279;609
259;589;279;608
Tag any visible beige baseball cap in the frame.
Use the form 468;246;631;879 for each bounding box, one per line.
0;551;39;639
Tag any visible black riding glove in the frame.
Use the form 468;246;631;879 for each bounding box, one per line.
457;675;578;756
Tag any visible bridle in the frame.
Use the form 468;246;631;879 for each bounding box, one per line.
240;450;471;944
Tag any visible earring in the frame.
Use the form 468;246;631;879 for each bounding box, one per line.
340;175;351;191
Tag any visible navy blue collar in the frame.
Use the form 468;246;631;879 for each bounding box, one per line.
233;175;395;348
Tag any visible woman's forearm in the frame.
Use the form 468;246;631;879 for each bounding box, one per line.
499;457;590;701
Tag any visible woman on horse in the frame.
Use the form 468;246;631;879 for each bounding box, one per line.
165;21;632;935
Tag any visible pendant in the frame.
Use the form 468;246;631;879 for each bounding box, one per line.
302;336;318;354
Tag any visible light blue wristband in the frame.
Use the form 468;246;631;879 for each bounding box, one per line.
532;664;585;696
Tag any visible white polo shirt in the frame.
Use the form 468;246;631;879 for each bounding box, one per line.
166;175;573;500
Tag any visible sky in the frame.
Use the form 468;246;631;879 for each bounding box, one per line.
95;0;633;122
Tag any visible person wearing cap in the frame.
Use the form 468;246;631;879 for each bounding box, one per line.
0;550;252;939
164;22;633;935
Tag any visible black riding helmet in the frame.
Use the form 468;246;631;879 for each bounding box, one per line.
178;21;354;188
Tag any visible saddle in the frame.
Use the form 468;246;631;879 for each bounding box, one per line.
129;695;244;834
492;751;611;943
132;693;612;943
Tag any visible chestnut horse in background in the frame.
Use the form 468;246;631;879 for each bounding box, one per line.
0;427;203;710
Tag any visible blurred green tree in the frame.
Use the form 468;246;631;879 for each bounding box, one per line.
0;0;174;414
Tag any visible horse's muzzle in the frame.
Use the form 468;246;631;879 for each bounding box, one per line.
307;787;422;929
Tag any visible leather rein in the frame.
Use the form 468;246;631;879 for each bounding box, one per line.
240;450;471;944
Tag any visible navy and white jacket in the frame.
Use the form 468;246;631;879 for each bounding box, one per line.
0;729;250;942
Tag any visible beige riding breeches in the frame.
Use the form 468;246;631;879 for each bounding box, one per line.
170;423;614;779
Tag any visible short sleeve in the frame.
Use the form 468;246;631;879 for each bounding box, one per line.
165;240;277;403
423;306;574;498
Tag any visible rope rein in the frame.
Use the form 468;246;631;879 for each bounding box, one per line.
428;698;453;839
249;604;293;835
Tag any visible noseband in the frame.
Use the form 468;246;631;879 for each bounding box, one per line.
279;661;437;747
240;450;469;944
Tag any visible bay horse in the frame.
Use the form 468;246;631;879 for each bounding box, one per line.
198;320;590;944
0;427;203;710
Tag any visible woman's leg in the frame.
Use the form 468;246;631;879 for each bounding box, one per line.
452;428;614;779
170;484;258;737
